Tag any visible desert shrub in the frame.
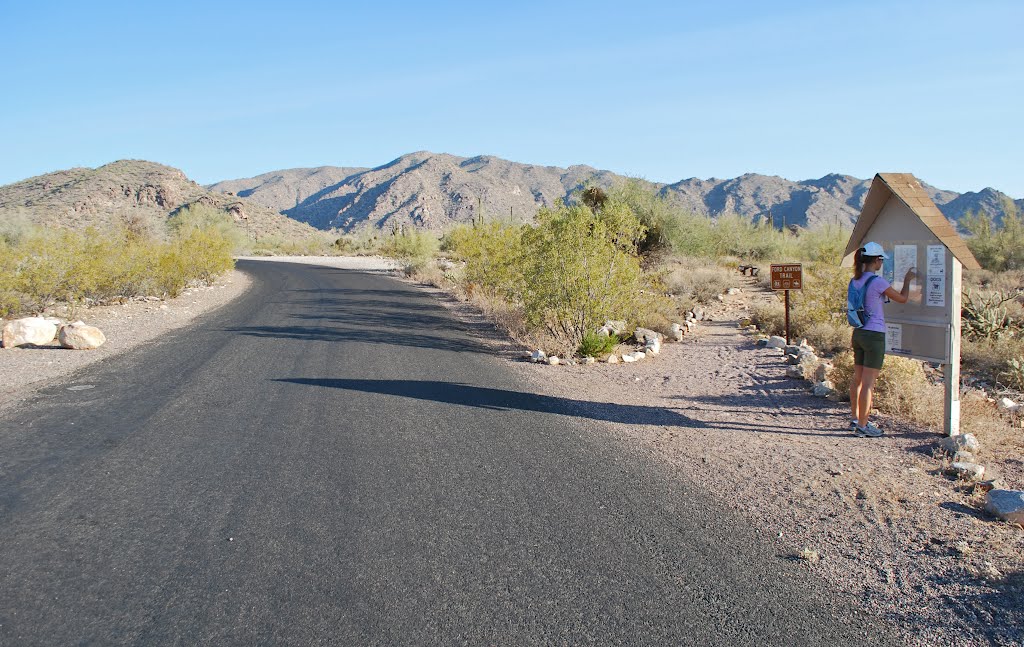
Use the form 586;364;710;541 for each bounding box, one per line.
577;331;619;358
663;259;734;304
168;203;247;253
961;288;1023;341
829;351;942;428
520;201;650;346
0;218;235;315
445;222;524;300
801;321;850;355
963;335;1024;387
751;301;785;336
1003;357;1024;391
961;199;1024;271
380;229;440;264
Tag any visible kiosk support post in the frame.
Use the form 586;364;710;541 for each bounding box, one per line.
944;259;963;437
784;290;791;345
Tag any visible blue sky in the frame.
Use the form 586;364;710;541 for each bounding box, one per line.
2;0;1021;196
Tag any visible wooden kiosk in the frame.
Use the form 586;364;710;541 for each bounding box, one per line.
843;173;981;436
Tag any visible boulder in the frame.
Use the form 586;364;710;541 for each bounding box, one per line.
951;462;986;481
690;307;705;321
606;354;620;364
58;321;106;350
940;433;980;455
997;397;1017;411
786;365;805;379
669;323;684;342
531;350;547;363
684;311;696;322
603;320;627;336
812;381;834;397
644;338;661;355
766;336;787;349
547;356;560;366
582;356;596;365
594;326;612;337
756;338;769;348
813;363;831;383
726;287;742;295
634;327;664;345
985;489;1024;524
621;353;637;363
2;317;58;348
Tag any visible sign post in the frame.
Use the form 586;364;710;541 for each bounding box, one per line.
770;263;803;344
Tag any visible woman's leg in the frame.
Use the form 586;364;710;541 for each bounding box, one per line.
849;364;864;420
856;367;880;426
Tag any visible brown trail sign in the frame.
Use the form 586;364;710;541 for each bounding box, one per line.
770;264;802;344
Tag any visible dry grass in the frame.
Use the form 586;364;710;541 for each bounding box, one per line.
829;351;944;430
662;257;736;305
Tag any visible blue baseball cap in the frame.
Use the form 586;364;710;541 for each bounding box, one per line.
861;241;888;259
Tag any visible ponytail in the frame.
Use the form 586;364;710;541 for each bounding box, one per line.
853;248;866;280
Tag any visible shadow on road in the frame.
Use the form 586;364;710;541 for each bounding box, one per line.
275;378;704;428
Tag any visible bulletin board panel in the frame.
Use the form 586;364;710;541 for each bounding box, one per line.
846;196;954;363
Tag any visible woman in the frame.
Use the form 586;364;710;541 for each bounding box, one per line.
848;241;915;437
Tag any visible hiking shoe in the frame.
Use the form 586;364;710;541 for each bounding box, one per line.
856;422;884;438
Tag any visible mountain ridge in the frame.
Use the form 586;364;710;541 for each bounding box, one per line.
208;152;1023;233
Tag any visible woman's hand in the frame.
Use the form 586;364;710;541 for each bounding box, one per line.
904;268;916;283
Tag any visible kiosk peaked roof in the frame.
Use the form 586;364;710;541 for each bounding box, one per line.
845;173;981;270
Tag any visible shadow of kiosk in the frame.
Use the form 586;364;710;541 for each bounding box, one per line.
843;173;981;437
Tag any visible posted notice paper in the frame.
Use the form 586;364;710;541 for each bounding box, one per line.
926;245;946;307
886;323;904;354
893;245;917;291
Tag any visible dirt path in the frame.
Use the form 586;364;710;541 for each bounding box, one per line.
498;314;1023;646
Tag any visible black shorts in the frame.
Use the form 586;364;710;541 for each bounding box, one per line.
852;328;886;370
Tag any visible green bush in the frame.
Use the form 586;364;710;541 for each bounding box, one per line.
577;330;619;358
962;199;1024;271
380;229;440;264
0;218;236;316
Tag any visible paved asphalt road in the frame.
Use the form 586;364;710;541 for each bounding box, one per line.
0;261;898;646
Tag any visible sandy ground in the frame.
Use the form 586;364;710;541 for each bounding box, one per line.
3;256;1022;645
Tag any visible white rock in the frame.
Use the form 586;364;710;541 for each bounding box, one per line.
634;327;664;345
58;322;106;350
940;433;980;455
669;323;684;342
547;356;560;366
2;317;58;348
812;381;834;397
634;351;646;360
644;338;662;355
603;320;627;335
766;336;787;349
726;287;742;295
606;354;620;364
621;353;637;363
594;326;612;337
582;356;596;365
997;397;1017;411
814;363;832;383
985;489;1024;524
951;462;986;481
531;350;547;363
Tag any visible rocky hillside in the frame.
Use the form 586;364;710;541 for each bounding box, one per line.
0;160;327;242
210;152;1023;233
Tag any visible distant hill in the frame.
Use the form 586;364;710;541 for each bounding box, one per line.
0;160;326;242
210;152;1023;233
